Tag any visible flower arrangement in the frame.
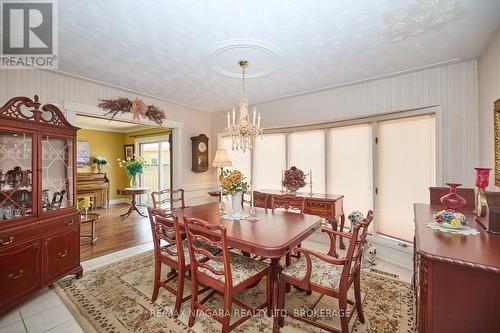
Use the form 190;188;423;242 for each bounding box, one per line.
283;166;306;192
433;209;468;229
117;154;147;177
221;170;249;195
98;97;167;126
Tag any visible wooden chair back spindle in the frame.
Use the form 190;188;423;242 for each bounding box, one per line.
241;191;270;208
184;217;232;288
270;195;305;214
151;188;186;210
342;211;373;282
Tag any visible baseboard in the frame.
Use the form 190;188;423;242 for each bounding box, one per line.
109;198;129;205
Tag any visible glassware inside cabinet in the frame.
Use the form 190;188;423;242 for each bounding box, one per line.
0;130;33;220
41;135;74;212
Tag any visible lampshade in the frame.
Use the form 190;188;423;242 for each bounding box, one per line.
212;149;232;168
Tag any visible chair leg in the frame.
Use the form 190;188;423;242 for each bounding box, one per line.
188;273;198;327
174;270;185;318
221;291;232;333
285;254;291;293
354;271;365;323
151;257;161;302
278;274;286;328
339;293;349;333
266;273;272;317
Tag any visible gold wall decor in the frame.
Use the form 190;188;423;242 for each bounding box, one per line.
495;99;500;186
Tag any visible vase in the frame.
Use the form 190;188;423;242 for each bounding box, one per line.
474;167;491;190
440;183;466;210
231;193;243;215
129;175;139;188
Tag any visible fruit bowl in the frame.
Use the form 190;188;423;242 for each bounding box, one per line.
433;210;468;230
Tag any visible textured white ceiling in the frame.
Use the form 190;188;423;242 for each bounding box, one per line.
57;0;500;111
75;115;151;133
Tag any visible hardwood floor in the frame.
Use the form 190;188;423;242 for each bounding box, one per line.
80;203;152;261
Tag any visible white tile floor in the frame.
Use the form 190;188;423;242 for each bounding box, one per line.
0;239;412;333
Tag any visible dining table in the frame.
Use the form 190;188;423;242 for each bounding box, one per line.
173;201;322;332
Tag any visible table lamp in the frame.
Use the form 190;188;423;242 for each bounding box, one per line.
212;149;232;213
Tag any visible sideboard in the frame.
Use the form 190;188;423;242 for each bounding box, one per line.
413;203;500;332
257;189;345;248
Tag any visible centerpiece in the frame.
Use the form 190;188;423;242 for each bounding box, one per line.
92;156;108;174
433;209;468;230
117;154;147;188
282;166;306;192
221;170;249;216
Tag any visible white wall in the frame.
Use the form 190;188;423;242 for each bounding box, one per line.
212;61;480;186
0;69;217;205
478;28;500;190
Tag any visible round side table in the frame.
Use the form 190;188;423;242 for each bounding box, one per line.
117;187;149;218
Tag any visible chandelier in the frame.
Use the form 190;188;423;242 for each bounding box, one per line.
226;60;263;152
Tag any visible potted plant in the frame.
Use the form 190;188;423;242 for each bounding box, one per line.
92;156;108;174
117;154;147;188
221;170;248;215
282;166;306;192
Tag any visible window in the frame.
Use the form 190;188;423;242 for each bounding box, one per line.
327;124;373;229
218;111;436;243
253;133;287;190
376;115;435;242
289;130;325;193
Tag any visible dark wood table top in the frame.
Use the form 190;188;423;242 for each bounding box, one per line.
174;202;322;258
257;188;344;201
414;203;500;273
117;187;149;195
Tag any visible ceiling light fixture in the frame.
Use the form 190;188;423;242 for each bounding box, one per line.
226;60;263;152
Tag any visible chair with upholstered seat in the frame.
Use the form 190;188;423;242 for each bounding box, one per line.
270;194;305;213
148;208;215;317
270;195;306;265
279;210;374;333
151;188;187;211
241;191;270;208
184;216;271;333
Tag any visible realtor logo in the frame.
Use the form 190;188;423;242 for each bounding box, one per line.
1;0;58;68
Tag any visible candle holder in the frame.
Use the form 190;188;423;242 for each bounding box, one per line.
308;169;313;196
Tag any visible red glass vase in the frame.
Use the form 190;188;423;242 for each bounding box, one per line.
440;183;466;210
474;167;491;190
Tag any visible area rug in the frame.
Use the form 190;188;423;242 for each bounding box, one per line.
54;251;414;333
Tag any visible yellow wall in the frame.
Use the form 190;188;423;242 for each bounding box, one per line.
76;129;129;200
77;127;172;201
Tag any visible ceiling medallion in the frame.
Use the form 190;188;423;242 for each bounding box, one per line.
203;39;283;78
226;60;263;152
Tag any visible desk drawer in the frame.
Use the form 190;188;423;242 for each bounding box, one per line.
305;200;335;217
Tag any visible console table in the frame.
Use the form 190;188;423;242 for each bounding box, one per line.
117;188;149;218
257;189;345;248
414;203;500;332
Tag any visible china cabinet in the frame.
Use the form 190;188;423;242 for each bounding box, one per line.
0;95;82;315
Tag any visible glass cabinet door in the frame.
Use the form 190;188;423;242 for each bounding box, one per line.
41;135;74;212
0;130;33;220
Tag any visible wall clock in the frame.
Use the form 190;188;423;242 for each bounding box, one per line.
191;134;209;173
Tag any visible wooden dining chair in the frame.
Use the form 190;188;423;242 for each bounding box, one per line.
151;188;186;211
429;186;475;208
279;210;374;333
241;191;270;208
184;216;271;333
270;195;306;264
148;208;214;317
270;195;305;213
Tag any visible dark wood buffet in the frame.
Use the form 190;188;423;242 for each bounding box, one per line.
413;203;500;333
0;96;82;315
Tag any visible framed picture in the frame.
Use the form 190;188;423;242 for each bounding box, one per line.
77;141;90;167
124;144;135;160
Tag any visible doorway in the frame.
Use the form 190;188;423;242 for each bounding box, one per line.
137;134;172;206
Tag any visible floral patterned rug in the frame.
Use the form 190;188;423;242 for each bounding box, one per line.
55;251;414;333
